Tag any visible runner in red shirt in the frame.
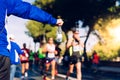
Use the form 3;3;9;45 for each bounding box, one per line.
92;51;100;73
20;43;30;79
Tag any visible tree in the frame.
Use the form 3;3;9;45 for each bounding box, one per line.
26;0;120;64
92;18;120;61
26;20;66;43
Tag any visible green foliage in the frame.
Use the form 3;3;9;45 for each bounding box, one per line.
26;20;45;37
92;18;120;60
45;27;57;40
45;27;66;42
93;43;119;61
108;6;120;13
34;0;55;8
26;20;66;43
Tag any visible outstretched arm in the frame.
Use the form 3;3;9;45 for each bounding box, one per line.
15;43;23;55
7;0;63;25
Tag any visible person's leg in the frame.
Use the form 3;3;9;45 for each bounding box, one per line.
66;64;74;79
0;55;10;80
45;63;50;71
43;63;50;80
75;62;82;80
29;60;33;70
25;62;29;77
92;63;98;73
45;63;50;72
21;63;25;78
39;59;42;71
51;60;56;80
10;64;17;80
55;62;58;76
55;57;59;76
17;64;22;78
40;58;45;75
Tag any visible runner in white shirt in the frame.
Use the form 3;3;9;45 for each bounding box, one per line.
42;37;57;80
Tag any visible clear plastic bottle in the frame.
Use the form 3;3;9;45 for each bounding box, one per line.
56;26;62;43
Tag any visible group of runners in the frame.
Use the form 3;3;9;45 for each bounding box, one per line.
34;29;84;80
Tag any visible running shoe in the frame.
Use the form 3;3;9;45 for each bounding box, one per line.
42;74;47;80
21;76;24;80
65;77;69;80
25;72;28;77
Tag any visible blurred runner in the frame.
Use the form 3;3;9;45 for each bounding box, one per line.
38;43;46;75
20;43;30;79
42;37;57;80
91;50;100;73
29;50;34;70
66;30;84;80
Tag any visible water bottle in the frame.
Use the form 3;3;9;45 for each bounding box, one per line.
56;26;62;43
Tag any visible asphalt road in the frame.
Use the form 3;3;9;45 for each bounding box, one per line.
14;64;120;80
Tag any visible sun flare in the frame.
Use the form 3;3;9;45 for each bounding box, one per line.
109;26;120;42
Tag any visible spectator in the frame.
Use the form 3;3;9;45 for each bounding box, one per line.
9;34;23;80
91;50;100;73
29;50;34;70
0;0;63;80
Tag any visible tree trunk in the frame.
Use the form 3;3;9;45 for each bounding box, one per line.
83;27;92;67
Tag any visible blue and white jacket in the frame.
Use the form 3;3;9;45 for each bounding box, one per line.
0;0;57;57
10;41;23;64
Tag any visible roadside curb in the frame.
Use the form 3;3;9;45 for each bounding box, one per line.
98;66;120;73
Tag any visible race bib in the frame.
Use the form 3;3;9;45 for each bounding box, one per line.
25;53;29;58
73;45;80;52
48;53;55;58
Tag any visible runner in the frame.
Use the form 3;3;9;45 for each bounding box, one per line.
66;30;84;80
29;50;34;70
38;43;46;75
91;50;100;73
42;37;57;80
20;43;30;79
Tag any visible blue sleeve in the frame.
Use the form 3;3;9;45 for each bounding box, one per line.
7;0;57;25
14;43;23;55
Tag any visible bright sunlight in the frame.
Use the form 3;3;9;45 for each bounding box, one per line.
109;26;120;42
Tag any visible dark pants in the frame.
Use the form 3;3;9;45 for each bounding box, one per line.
0;55;10;80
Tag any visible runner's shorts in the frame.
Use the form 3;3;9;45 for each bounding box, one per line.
69;55;82;64
45;57;55;64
